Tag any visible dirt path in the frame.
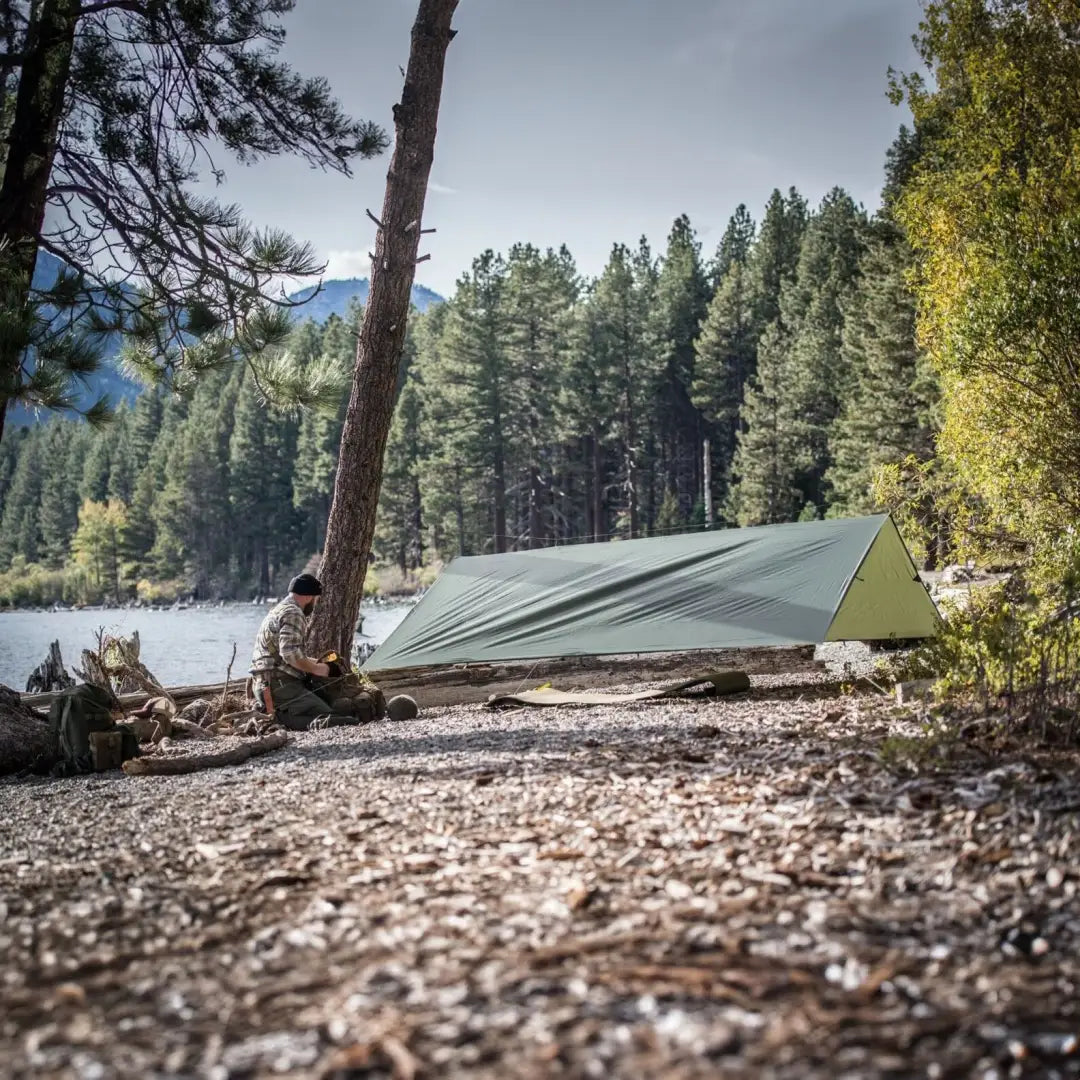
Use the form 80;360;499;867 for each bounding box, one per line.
1;679;1078;1078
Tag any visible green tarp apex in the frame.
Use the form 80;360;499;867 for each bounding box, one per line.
363;514;940;672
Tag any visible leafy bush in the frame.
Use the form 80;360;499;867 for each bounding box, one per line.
364;559;444;598
888;551;1080;744
135;578;185;604
0;557;71;608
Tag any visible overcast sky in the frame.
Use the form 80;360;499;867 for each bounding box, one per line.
209;0;925;297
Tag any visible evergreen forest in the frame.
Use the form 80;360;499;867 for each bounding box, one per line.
0;144;938;607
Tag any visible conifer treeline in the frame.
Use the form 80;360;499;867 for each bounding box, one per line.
0;157;939;606
380;178;936;567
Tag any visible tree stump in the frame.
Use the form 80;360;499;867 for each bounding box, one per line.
24;640;75;694
101;632;161;695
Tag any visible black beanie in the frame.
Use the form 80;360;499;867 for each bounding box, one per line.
289;573;323;596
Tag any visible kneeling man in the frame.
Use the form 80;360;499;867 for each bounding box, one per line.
249;573;357;731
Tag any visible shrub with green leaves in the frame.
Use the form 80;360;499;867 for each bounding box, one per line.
891;548;1080;742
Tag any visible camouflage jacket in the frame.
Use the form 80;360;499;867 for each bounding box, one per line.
250;597;309;682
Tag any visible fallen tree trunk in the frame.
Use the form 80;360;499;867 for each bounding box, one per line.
366;646;821;708
22;645;823;712
487;670;752;708
0;685;58;775
122;731;290;776
22;679;236;712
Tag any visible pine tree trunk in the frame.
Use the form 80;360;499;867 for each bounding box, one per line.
492;439;507;554
309;0;458;657
623;378;639;539
703;437;713;528
110;529;120;601
0;0;81;445
583;437;594;542
592;431;604;541
411;473;423;567
258;536;270;596
528;462;543;549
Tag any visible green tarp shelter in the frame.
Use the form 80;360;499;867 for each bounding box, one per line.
363;514;940;672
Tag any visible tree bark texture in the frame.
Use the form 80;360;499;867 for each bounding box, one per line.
592;431;603;541
310;0;458;658
703;437;713;528
0;0;81;445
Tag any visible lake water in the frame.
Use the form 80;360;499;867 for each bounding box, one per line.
0;601;413;690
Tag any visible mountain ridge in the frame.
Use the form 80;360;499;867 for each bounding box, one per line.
5;253;443;428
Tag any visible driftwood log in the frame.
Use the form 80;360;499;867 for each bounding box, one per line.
24;640;75;694
365;646;823;708
22;645;824;712
0;685;57;775
122;731;289;776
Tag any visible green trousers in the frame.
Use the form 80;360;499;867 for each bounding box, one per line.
267;672;358;732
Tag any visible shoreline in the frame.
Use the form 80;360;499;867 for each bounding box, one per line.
0;593;420;615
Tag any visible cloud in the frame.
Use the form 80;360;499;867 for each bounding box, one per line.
427;180;457;195
323;249;372;280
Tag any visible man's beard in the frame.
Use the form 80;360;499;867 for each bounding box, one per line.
300;598;316;616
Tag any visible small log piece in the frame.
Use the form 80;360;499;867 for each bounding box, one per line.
122;731;290;776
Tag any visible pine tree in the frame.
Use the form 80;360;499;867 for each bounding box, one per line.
692;233;756;518
827;234;937;516
709;203;756;288
0;425;44;566
0;426;28;510
730;189;865;522
124;401;184;576
230;374;300;594
376;367;426;570
423;251;511;554
105;403;139;506
647;215;710;518
581;242;655;538
79;424;115;503
655;488;684;533
728;323;805;525
288;319;326;368
128;391;165;469
0;0;387;441
747;188;808;334
309;0;459;657
502;243;579;547
783;188;868;512
150;373;236;593
38;421;83;567
560;283;619;541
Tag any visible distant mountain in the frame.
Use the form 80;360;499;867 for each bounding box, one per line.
286;277;443;323
6;252;140;429
4;255;443;429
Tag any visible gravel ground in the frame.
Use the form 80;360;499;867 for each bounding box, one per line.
2;671;1079;1079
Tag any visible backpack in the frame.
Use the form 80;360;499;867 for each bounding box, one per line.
48;684;140;777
